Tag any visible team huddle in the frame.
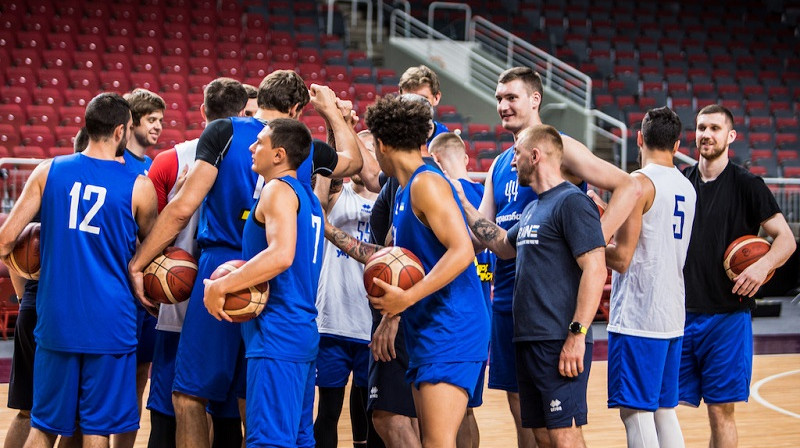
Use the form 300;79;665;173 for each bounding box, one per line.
0;64;795;448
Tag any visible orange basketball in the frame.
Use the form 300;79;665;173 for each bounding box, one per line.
209;260;269;323
722;235;773;282
7;223;40;280
363;246;425;297
143;247;198;304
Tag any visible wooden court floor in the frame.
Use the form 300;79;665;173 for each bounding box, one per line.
1;354;798;447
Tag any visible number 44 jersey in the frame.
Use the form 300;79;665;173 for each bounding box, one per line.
38;153;141;354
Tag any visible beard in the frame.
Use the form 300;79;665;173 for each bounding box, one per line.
697;140;726;161
115;136;127;157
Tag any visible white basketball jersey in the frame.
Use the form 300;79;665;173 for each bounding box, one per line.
316;183;375;341
608;164;697;338
156;139;200;332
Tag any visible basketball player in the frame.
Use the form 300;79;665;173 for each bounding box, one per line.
398;65;449;143
145;78;248;448
242;84;258;117
603;107;696;448
326;95;491;448
460;125;607;448
116;87;167;448
365;94;441;448
202;118;324;448
312;130;378;448
128;71;364;448
428;132;494;448
481;67;640;448
123;88;165;174
680;105;795;447
0;93;158;448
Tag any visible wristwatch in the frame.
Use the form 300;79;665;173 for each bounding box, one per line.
568;321;587;335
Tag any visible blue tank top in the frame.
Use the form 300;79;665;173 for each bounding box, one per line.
296;142;316;186
123;149;152;175
37;154;139;353
393;165;490;367
459;179;494;314
490;146;538;312
240;175;324;362
197;117;263;250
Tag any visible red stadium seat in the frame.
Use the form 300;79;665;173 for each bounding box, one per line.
64;90;93;107
189;57;217;76
157;129;185;150
302;116;327;136
297;63;324;82
776;133;799;148
0;104;26;127
217;60;243;78
1;86;32;106
33;88;64;109
25;106;58;130
55;126;82;147
131;55;161;74
325;65;348;82
11;48;42;69
6;67;37;94
60;106;85;127
20;126;55;148
45;33;76;53
73;51;102;71
160;74;189;95
102;53;132;72
783;167;800;178
48;147;75;157
98;71;131;93
161;56;190;75
12;145;46;159
0;124;20;148
244;60;269;79
68;70;99;92
162;39;190;57
353;84;376;102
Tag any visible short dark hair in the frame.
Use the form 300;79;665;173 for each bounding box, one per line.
85;93;131;140
268;118;312;170
125;88;165;125
398;65;441;96
74;127;89;153
641;107;682;151
204;78;248;121
697;104;735;129
498;67;543;98
243;83;258;99
365;94;432;151
257;70;310;114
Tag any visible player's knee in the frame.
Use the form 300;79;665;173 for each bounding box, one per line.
372;410;405;435
707;403;736;422
172;392;202;414
17;409;31;419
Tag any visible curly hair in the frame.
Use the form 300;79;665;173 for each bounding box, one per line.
365;94;432;151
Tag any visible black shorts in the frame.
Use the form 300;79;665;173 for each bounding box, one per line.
515;340;592;430
366;319;416;418
8;305;37;410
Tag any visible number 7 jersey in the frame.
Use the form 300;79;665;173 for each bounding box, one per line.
38;153;141;354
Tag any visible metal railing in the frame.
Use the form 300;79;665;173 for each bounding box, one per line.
326;0;374;57
469;17;592;110
427;2;471;40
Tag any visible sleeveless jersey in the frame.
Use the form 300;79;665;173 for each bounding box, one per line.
37;154;140;353
241;176;324;362
490;146;538;312
609;164;697;338
156;139;199;332
197;117;262;250
392;165;490;368
459;179;494;313
123;149;153;175
316;183;375;342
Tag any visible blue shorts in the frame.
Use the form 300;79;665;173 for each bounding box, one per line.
515;340;592;430
246;357;315;448
489;310;518;392
407;361;484;402
679;311;753;407
31;347;138;436
468;361;487;408
316;335;370;388
607;333;682;411
136;309;158;364
147;330;241;419
173;248;247;402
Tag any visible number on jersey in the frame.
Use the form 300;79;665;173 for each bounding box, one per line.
68;182;107;235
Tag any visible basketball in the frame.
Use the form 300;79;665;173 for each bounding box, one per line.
363;246;425;297
723;235;774;282
209;260;269;323
143;247;198;304
7;223;41;280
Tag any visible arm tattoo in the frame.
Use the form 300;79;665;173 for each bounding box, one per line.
470;217;503;245
329;178;343;195
325;223;382;264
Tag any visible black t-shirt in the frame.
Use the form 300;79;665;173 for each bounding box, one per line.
195;118;338;173
683;162;781;313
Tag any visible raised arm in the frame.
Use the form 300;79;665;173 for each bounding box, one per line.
733;212;796;297
605;173;653;273
477;156;499;220
560;135;641;242
310;84;363;178
204;179;299;322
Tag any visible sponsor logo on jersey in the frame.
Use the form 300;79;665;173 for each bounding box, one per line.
370;387;379;399
550;399;562;413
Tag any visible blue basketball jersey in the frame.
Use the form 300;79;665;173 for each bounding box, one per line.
490;146;538;312
296;142;316;186
197;117;263;250
240;175;324;362
37;154;140;354
459;179;494;313
393;165;490;368
123;149;153;175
